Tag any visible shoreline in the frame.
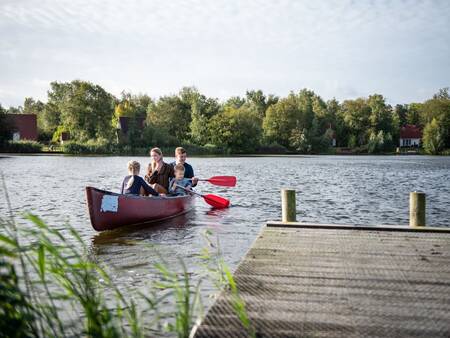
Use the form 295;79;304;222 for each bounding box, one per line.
1;151;447;158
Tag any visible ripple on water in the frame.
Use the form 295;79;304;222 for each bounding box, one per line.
1;154;450;321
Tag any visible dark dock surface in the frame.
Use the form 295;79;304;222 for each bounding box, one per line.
194;223;450;338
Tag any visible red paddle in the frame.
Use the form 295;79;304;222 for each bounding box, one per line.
175;185;230;209
197;176;237;187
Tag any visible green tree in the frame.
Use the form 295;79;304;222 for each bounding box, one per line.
47;80;115;141
406;103;422;125
289;126;310;153
183;88;220;145
423;118;445;154
147;95;191;142
39;102;61;141
208;105;261;153
420;88;450;148
367;94;393;133
246;90;278;119
224;96;245;109
339;98;371;146
263;93;301;147
394;104;408;126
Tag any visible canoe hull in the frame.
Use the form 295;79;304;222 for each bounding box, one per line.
85;186;195;231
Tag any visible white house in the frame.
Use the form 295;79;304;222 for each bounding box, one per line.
399;124;422;147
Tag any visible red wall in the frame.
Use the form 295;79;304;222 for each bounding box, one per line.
7;114;38;141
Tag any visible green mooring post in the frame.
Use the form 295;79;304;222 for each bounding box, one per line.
410;191;426;227
281;189;296;222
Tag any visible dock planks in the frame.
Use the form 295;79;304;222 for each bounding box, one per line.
194;224;450;338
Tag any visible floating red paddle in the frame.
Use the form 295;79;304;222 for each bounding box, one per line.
198;176;237;187
175;185;230;209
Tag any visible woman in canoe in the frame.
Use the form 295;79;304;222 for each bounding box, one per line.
121;160;159;196
145;147;174;194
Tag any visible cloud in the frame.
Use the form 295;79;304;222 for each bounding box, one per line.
0;0;449;106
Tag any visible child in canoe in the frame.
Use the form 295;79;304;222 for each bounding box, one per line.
121;160;159;196
168;164;192;196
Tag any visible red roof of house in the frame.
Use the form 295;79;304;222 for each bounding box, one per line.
400;124;422;139
6;114;38;140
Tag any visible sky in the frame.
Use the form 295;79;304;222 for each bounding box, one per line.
0;0;449;107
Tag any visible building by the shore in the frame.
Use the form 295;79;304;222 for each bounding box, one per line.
6;114;38;141
399;124;421;148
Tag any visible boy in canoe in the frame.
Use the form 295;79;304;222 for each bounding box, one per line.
171;147;198;187
169;164;192;196
121;160;159;196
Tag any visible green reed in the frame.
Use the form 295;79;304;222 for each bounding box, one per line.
0;185;253;337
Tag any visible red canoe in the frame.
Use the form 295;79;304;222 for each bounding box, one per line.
85;186;195;231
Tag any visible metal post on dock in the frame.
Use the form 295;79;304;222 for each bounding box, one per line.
409;191;426;227
281;189;296;222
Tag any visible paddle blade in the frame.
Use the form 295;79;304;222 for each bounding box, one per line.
203;194;230;209
207;176;237;187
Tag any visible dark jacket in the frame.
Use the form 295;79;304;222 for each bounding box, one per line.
145;162;174;190
121;175;159;196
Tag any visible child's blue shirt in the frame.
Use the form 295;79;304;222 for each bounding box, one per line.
169;178;192;195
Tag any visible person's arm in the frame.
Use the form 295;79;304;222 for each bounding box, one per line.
140;177;159;196
168;178;174;193
189;165;198;187
121;177;126;194
146;170;158;184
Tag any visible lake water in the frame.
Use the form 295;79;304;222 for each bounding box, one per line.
1;154;449;320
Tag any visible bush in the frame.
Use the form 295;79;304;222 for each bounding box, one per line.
256;142;288;154
61;138;117;154
2;140;43;153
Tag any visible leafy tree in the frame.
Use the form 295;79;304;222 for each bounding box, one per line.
420;88;450;148
181;88;220;144
47;80;115;141
394;104;408;126
339;98;371;146
39;102;61;141
23;97;45;115
433;87;450;100
246;90;266;116
224;96;245;109
367;130;393;153
208;105;261;153
7;106;22;114
423;118;445;154
289;126;310;153
263;93;301;147
367;94;393;133
147;95;191;142
406;103;422;125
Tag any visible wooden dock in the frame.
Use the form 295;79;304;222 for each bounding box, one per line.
194;223;450;338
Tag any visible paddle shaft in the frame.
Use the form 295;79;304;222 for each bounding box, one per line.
174;184;203;197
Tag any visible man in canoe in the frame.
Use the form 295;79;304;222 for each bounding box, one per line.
145;147;174;194
171;147;198;187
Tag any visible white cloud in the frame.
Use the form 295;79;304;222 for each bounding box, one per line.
0;0;449;106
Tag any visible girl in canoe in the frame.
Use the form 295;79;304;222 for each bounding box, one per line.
145;147;174;194
169;163;192;196
121;160;159;196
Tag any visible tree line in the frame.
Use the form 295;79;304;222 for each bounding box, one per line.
1;80;449;154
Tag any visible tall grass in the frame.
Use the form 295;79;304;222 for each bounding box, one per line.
0;193;253;337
